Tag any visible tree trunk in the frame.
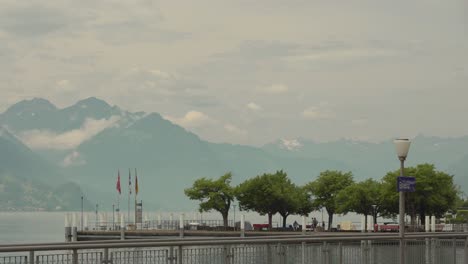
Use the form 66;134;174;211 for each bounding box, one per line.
222;212;229;228
281;213;289;228
268;213;273;229
364;214;368;232
328;213;333;231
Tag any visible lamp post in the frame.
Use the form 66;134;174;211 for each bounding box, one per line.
81;196;83;231
394;138;411;264
95;204;99;229
371;204;377;232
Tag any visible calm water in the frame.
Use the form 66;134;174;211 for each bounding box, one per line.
0;211;367;244
0;212;64;243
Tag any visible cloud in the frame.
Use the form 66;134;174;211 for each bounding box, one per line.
62;151;86;167
259;84;289;94
302;106;335;120
0;4;70;37
55;79;75;92
246;102;262;111
351;119;368;125
19;116;120;150
165;111;212;128
224;123;247;135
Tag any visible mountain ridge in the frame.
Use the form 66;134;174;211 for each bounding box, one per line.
1;97;467;210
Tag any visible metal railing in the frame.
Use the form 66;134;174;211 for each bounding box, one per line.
1;233;468;264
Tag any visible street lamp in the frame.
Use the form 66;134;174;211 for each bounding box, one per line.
81;196;83;231
394;138;411;264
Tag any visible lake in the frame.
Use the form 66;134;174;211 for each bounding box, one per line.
0;211;367;244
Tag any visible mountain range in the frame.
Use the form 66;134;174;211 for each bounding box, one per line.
0;97;467;211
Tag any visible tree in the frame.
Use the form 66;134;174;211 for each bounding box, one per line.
184;173;234;227
336;179;383;231
380;163;458;225
276;184;314;228
236;170;306;228
305;170;354;231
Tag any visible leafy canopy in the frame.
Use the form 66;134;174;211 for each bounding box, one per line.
184;172;234;219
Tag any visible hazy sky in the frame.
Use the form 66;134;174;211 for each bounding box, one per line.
1;0;467;146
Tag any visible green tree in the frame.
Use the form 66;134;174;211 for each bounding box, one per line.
305;170;354;231
276;184;314;228
380;163;458;225
336;179;383;231
236;170;305;228
184;173;235;227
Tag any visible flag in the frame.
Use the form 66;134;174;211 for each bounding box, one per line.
116;170;121;194
128;169;132;195
135;168;139;195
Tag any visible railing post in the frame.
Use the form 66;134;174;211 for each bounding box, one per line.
168;247;174;264
29;251;34;264
464;237;468;264
338;242;343;264
425;237;431;264
301;242;306;264
267;244;272;264
277;243;284;264
453;238;457;264
223;245;231;264
177;245;182;264
322;242;329;264
72;249;78;264
361;240;368;264
102;248;109;264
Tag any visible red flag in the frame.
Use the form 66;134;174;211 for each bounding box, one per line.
116;171;121;194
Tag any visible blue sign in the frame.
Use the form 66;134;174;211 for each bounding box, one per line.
397;176;416;192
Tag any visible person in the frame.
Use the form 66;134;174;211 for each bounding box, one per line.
293;220;299;231
322;221;325;230
312;217;318;231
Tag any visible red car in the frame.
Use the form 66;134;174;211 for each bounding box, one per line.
379;222;399;232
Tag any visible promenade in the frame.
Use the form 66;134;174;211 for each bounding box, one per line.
0;232;467;264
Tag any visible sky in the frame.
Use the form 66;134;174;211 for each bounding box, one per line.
0;0;467;146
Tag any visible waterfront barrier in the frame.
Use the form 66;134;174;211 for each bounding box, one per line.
1;233;467;264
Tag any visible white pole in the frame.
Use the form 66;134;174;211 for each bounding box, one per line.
302;216;306;235
240;215;245;237
84;214;88;230
361;215;365;232
120;215;125;240
65;213;70;228
367;215;372;232
179;214;184;229
431;216;436;232
72;213;77;228
179;214;185;238
425;216;430;232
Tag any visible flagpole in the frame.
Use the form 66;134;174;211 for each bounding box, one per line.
116;170;121;228
134;168;137;226
128;169;131;225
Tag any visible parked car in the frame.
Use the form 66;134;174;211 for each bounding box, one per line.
379;222;399;232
